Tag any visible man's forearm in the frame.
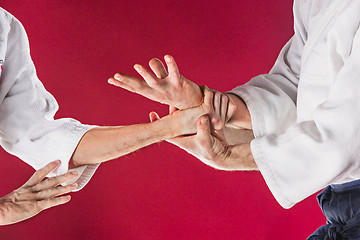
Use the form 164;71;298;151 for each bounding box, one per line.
69;116;178;168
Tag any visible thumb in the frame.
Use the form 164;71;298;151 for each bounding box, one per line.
149;111;160;122
196;115;213;146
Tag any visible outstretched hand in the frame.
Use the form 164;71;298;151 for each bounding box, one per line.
108;55;203;110
0;161;78;225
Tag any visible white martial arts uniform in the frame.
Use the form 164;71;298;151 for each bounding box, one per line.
230;0;360;208
0;8;99;190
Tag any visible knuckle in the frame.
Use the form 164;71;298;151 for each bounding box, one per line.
34;190;45;199
29;185;38;193
64;184;74;191
44;177;58;186
214;124;224;131
215;91;221;98
208;90;214;98
212;117;220;125
47;177;57;184
38;198;51;209
7;192;19;203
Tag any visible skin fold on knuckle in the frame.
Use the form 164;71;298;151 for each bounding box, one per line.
46;186;67;198
34;190;48;200
45;177;59;186
37;198;51;210
5;191;20;204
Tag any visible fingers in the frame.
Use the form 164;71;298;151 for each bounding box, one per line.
226;97;237;122
108;73;151;93
220;95;229;124
38;195;72;211
33;182;78;200
164;55;181;82
200;86;230;130
196;115;213;147
149;58;168;78
213;91;222;118
133;64;159;88
24;160;61;187
31;171;78;192
149;111;160;122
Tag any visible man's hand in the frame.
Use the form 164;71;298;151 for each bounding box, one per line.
160;85;236;137
108;55;203;109
150;113;257;171
0;161;78;225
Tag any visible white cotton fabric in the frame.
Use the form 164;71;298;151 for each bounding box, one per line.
0;8;99;190
230;0;360;208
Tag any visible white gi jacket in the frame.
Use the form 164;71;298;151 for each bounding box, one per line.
230;0;360;208
0;8;99;190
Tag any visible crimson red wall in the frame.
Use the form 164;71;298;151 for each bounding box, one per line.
0;1;325;239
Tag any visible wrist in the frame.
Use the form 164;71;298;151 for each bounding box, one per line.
152;114;180;140
177;80;203;109
229;143;257;170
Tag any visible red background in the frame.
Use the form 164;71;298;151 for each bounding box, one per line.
0;1;325;239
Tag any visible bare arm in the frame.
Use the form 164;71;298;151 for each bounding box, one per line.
70;116;178;168
69;87;216;168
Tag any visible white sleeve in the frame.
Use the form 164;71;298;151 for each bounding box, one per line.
229;0;307;137
250;28;360;209
0;9;99;190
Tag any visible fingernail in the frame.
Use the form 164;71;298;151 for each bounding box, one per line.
165;55;171;63
53;160;61;165
134;65;142;72
114;74;122;81
201;117;208;124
